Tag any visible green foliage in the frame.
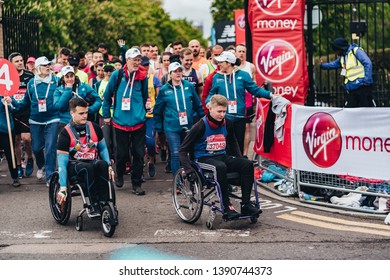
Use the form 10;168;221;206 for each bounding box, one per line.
210;0;244;22
4;0;206;57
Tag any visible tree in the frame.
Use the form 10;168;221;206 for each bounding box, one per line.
210;0;244;22
4;0;207;57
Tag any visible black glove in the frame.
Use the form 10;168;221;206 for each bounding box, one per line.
185;171;197;183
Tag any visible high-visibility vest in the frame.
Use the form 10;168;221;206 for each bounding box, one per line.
340;47;365;84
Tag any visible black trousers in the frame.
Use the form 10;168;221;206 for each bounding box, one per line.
229;119;246;155
0;132;18;179
67;160;109;203
114;125;146;187
345;85;375;108
198;154;254;207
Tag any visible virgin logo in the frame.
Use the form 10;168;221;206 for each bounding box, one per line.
237;14;245;29
256;0;297;16
302;112;342;168
256;39;298;83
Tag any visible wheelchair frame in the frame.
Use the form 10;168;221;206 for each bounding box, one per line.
48;171;119;237
172;161;261;229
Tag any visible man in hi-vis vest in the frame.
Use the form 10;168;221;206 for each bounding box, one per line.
320;37;374;108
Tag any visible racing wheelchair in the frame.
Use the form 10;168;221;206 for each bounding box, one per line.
172;160;261;229
48;171;118;237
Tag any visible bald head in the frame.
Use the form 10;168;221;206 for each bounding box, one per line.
188;39;201;57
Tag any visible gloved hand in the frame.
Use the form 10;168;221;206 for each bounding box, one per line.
185;171;197;183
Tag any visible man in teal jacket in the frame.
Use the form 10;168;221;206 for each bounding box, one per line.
102;48;148;195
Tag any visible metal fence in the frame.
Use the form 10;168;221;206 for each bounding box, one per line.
306;0;390;107
2;5;39;60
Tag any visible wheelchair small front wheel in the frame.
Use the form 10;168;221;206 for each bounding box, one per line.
250;217;258;224
48;172;72;225
101;205;116;237
76;215;83;231
172;168;203;224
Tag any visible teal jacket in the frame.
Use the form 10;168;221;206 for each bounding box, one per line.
14;75;60;125
0;97;14;134
102;68;148;127
154;80;204;133
53;82;102;125
206;70;271;121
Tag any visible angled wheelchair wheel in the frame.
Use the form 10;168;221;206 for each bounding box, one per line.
101;204;116;237
48;171;72;225
172;168;203;224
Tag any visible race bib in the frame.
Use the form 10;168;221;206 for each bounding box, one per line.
228;100;237;114
74;151;95;160
178;111;188;126
38;99;47;112
206;134;226;153
122;98;130;111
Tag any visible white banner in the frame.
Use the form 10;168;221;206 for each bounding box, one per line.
291;105;390;180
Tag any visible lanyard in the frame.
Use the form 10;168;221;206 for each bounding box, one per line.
173;82;187;112
34;78;51;101
224;71;237;100
122;71;136;99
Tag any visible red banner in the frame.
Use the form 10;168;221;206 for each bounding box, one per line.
234;9;246;46
254;98;292;167
248;0;308;104
0;59;20;97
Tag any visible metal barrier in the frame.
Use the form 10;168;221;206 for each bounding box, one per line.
255;153;390;216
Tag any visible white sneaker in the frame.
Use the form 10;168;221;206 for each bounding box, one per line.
37;168;45;180
384;213;390;225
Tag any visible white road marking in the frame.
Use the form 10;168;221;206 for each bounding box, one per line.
154;229;250;237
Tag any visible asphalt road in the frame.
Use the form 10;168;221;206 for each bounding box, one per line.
1;157;390;261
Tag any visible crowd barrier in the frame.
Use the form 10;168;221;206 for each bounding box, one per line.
254;99;390;215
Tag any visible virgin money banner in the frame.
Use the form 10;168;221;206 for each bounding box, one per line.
292;105;390;180
254;98;292;168
248;0;308;104
234;9;246;45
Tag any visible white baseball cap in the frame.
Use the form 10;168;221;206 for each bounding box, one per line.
125;48;142;59
168;62;184;73
35;56;52;68
215;51;237;64
61;65;75;76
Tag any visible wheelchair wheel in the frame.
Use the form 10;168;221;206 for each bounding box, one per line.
101;205;116;237
172;168;203;224
48;171;72;225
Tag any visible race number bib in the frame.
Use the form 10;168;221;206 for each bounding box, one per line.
122;98;130;111
206;134;226;153
38;99;47;112
228;100;237;114
178;111;188;126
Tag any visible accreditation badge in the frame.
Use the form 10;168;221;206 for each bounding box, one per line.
122;98;130;111
38;99;47;112
228;100;237;114
178;112;188;126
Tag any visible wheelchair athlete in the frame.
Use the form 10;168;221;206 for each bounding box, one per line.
179;94;262;220
56;97;114;217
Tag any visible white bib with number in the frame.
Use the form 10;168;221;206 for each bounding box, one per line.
178;112;188;125
122;98;130;111
38;99;47;112
228;100;237;114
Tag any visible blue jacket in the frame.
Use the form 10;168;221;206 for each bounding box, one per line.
102;69;148;127
320;43;373;91
53;82;102;124
206;70;271;122
0;97;14;134
14;75;60;124
154;80;204;133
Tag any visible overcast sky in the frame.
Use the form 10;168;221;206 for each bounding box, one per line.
162;0;213;39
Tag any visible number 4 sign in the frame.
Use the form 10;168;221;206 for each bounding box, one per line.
0;59;20;96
